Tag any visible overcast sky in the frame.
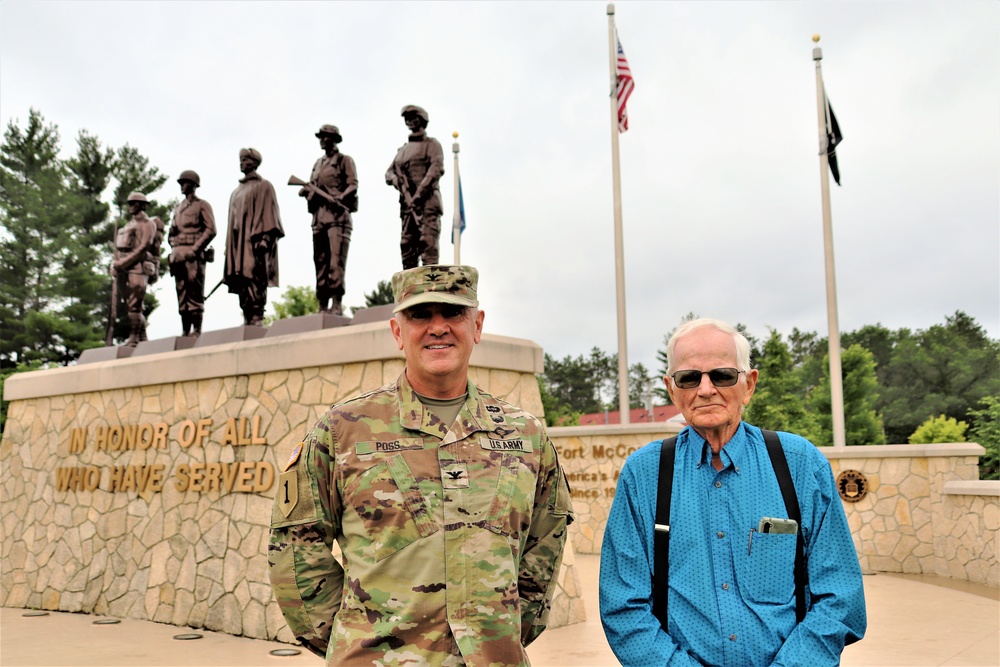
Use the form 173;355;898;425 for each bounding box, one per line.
2;1;997;375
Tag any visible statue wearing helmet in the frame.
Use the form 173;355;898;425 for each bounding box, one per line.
385;105;444;269
169;170;217;336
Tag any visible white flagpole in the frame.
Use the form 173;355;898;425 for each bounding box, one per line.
608;3;630;424
813;35;847;448
452;132;461;265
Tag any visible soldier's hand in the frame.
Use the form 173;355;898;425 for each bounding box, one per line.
298;187;309;198
176;246;195;262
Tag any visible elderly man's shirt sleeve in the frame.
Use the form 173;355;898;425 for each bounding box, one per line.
268;423;343;659
772;448;867;666
599;447;705;667
518;432;574;646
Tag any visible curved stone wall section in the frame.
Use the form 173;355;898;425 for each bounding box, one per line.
0;324;581;644
547;425;997;589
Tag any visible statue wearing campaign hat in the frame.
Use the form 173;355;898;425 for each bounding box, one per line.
297;124;358;316
385;105;444;269
224;148;284;326
111;192;163;346
168;170;217;336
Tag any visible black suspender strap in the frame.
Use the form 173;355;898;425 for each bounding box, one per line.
652;436;677;630
653;430;806;630
762;429;807;624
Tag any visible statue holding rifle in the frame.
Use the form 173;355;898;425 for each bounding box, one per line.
109;192;162;346
291;124;358;316
386;105;444;269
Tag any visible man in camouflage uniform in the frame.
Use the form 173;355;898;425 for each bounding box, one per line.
112;192;161;346
385;105;444;269
269;265;574;666
298;124;358;316
168;170;216;337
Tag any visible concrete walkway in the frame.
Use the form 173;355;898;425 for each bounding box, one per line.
2;555;997;666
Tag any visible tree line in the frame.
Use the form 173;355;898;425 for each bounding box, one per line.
540;312;999;479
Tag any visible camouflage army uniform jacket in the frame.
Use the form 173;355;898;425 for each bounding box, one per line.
269;372;574;666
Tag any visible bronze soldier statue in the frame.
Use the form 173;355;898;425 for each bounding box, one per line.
386;105;444;269
168;170;216;336
224;148;284;326
112;192;162;346
298;125;358;316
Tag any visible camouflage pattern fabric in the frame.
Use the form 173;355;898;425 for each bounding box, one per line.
268;372;574;666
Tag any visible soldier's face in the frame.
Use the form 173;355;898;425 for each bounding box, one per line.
319;135;337;152
179;180;196;196
240;155;257;174
128;201;144;216
404;115;423;132
390;303;484;398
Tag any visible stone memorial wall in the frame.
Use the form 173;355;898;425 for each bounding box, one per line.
547;423;998;588
0;323;584;641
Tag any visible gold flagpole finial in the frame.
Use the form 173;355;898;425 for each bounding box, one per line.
812;33;821;43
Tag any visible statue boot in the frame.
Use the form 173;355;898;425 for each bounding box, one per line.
181;312;192;337
330;296;343;316
139;314;148;342
318;294;331;315
190;312;202;337
125;313;143;347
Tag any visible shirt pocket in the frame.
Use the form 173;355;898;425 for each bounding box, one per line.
343;454;438;561
742;531;797;604
484;451;537;543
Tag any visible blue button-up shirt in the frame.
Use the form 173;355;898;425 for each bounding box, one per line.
600;423;866;666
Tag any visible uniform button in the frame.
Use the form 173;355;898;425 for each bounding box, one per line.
714;481;722;488
717;531;724;539
722;583;729;590
730;634;737;642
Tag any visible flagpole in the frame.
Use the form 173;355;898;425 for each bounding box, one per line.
452;132;461;264
813;35;846;448
607;3;630;424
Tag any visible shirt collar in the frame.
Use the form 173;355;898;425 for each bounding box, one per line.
684;423;749;472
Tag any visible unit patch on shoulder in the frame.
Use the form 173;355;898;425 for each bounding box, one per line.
277;470;298;517
283;442;304;472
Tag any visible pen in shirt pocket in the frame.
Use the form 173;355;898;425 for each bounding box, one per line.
747;527;755;555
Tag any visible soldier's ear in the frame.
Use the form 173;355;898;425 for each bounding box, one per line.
389;316;404;350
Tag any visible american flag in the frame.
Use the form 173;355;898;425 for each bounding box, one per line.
615;36;635;132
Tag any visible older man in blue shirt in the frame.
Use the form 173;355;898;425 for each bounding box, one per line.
600;318;866;666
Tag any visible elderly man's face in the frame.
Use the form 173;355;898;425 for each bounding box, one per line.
390;303;484;398
666;326;757;442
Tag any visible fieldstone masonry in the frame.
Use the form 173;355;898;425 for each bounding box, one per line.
547;424;998;588
1;323;585;642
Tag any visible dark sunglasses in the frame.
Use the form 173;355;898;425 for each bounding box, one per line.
670;367;743;389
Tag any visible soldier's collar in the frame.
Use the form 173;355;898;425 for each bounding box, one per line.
239;172;261;183
407;132;426;142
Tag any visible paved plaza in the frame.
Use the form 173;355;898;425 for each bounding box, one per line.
2;555;997;667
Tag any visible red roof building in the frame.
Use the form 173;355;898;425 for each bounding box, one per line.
578;404;684;426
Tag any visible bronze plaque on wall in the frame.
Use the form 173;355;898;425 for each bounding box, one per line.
836;469;869;503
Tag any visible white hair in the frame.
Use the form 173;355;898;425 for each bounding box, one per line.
665;317;752;375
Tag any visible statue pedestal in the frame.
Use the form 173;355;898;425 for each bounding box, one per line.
193;325;267;348
350;304;395;325
265;313;351;337
77;345;135;364
132;336;197;357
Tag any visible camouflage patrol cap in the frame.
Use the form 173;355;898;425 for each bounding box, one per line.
401;105;429;123
126;192;148;204
315;124;342;142
392;265;479;313
177;170;200;186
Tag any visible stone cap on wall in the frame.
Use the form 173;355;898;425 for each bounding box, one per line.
823;442;986;458
4;322;543;401
943;480;1000;497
